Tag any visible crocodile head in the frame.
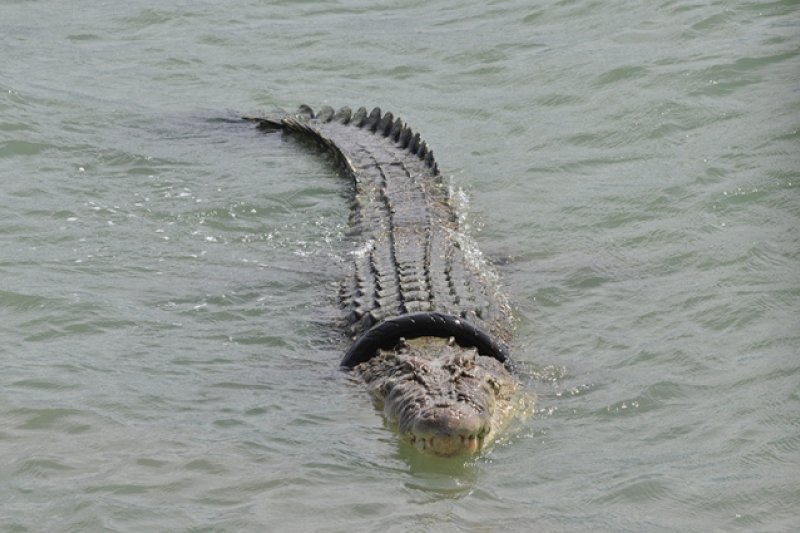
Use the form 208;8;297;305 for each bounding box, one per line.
354;337;516;457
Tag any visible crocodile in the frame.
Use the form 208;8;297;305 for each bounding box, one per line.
248;105;519;457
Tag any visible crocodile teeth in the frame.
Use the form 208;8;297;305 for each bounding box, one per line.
410;434;484;455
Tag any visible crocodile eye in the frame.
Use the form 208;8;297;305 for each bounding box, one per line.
400;359;417;373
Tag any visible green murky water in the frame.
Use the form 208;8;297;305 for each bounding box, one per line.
1;1;798;530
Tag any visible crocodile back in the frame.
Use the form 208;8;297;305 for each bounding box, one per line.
252;106;512;346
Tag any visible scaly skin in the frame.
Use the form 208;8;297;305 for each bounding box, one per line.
248;105;520;457
355;337;516;457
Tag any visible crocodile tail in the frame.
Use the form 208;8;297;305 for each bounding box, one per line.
244;105;440;176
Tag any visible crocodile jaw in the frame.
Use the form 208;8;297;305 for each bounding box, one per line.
354;338;514;457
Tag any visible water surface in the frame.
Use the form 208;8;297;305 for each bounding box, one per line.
1;0;798;530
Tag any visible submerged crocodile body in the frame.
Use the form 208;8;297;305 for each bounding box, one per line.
249;105;518;456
